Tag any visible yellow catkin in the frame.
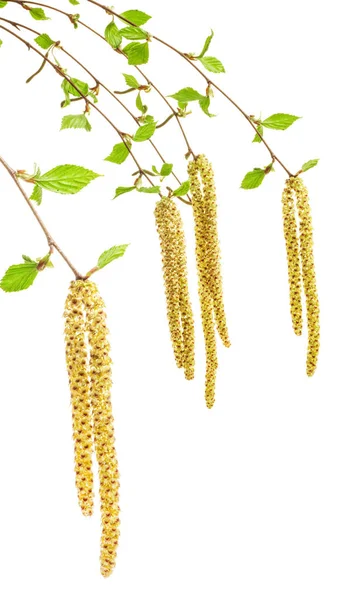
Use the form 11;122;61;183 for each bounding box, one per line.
64;280;94;517
197;154;231;348
154;197;185;369
281;178;303;336
292;177;320;376
188;160;218;408
82;281;120;578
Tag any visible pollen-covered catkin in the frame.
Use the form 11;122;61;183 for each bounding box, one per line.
197;154;231;348
82;281;120;578
64;280;94;517
292;177;320;376
281;178;303;336
188;159;218;408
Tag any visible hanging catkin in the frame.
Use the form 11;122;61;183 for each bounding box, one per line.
292;177;320;376
64;280;94;517
82;281;120;578
154;196;195;379
281;178;303;336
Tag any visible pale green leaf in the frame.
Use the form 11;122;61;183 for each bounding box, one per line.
61;113;91;132
104;141;131;164
262;113;301;130
123;41;149;65
113;186;136;198
133;121;156;141
301;159;319;172
241;169;266;190
137;186;160;194
0;263;38;292
173;181;190;197
169;87;205;102
252;124;263;143
29;7;49;20
119;10;151;26
136;91;147;113
69;0;80;5
35;165;101;194
198;29;214;58
105;21;122;48
0;40;3;47
22;255;36;264
199;96;215;117
160;163;173;177
120;26;147;40
34;33;55;49
0;2;7;8
97;244;129;269
30;184;43;205
198;56;225;73
62;78;89;98
123;73;140;88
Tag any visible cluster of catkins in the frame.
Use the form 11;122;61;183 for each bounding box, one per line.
281;176;320;375
155;154;230;408
64;280;120;577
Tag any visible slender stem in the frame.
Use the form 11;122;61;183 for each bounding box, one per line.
0;154;84;279
156;114;175;129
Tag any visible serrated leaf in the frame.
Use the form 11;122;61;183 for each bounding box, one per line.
133;121;156;141
123;41;149;65
34;33;55;49
137;186;160;194
119;10;151;26
136;91;147;113
97;244;129;269
169;87;205;103
262;113;301;130
173;181;190;197
69;0;80;4
62;78;89;98
123;73;140;88
198;29;214;58
104;141;131;164
143;115;154;123
198;56;225;73
35;165;101;194
301;159;319;173
120;26;147;40
252;124;263;143
105;21;122;48
160;163;173;177
29;7;49;20
113;186;136;198
199;96;215;117
0;263;38;292
61;113;92;132
0;2;7;8
241;169;266;190
30;184;43;205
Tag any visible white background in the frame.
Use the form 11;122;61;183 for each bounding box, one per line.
0;0;350;598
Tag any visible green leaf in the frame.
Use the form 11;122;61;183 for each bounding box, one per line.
198;29;214;58
262;113;301;131
137;185;160;194
241;168;266;190
34;33;55;49
35;165;101;194
104;141;131;164
105;21;122;48
123;73;140;88
62;78;89;98
160;163;173;177
97;244;129;269
123;41;149;65
69;0;80;5
133;121;156;141
0;263;38;292
119;10;151;26
22;255;36;264
0;40;3;48
301;159;319;172
252;124;263;143
173;181;190;197
29;7;49;20
113;186;136;198
61;113;92;132
120;26;147;40
136;91;147;113
198;56;225;73
169;87;205;103
199;96;215;117
0;2;7;7
30;184;43;205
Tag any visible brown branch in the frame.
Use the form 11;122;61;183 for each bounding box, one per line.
0;154;85;279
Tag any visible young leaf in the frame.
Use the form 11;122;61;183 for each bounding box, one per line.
198;56;225;73
61;114;92;132
262;113;301;130
241;168;266;190
30;184;43;205
137;186;161;194
22;255;36;264
123;73;140;88
123;41;149;65
0;262;38;292
133;121;156;142
113;186;136;198
0;2;8;8
105;21;122;48
120;26;148;40
104;141;131;164
199;96;215;117
69;0;80;4
34;33;55;49
29;7;50;20
198;29;214;58
62;78;89;98
136;92;147;113
160;163;173;177
169;87;205;103
252;124;263;143
119;10;151;26
173;181;190;197
35;165;101;194
97;244;129;269
301;159;319;172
